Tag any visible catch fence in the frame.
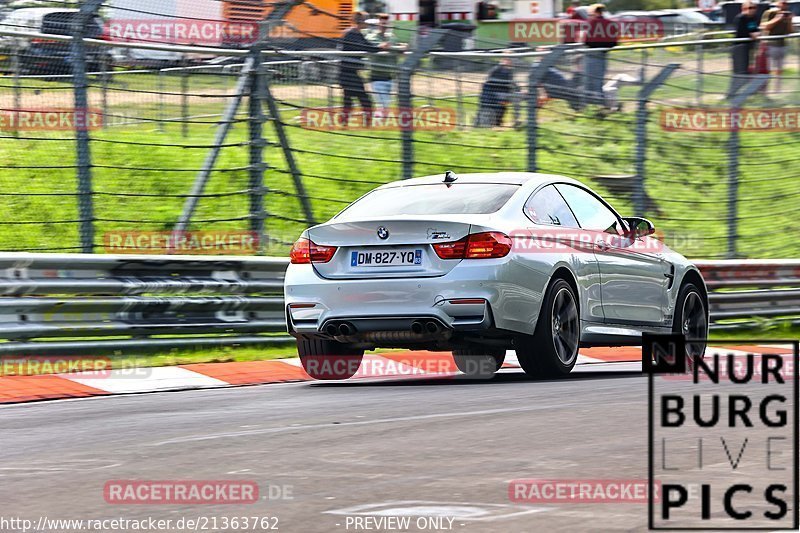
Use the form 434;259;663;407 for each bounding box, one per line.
0;1;799;260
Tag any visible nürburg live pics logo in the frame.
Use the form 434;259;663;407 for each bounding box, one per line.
645;334;798;530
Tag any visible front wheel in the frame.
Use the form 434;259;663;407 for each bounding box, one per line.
673;282;708;366
452;349;505;378
297;338;364;380
516;278;580;377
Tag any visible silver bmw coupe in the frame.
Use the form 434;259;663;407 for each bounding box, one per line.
284;172;708;379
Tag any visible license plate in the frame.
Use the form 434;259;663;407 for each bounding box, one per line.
351;249;422;267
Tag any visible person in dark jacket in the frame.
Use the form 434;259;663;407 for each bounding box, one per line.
477;58;517;127
339;12;379;127
582;4;618;102
734;2;761;73
729;2;761;96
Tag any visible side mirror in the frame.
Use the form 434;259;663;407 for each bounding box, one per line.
624;217;655;239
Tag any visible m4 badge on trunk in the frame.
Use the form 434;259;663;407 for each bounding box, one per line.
427;228;450;240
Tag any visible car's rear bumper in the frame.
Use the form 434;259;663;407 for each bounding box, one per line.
284;260;548;341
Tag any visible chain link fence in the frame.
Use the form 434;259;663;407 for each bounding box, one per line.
1;1;799;259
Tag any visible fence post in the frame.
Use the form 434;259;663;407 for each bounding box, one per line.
174;61;253;235
174;0;302;239
633;64;678;215
101;53;109;128
455;60;464;131
157;68;165;133
726;75;768;259
248;41;267;253
398;29;446;179
181;68;189;138
695;39;703;105
262;76;315;226
640;48;647;88
11;41;20;139
71;0;104;253
526;46;566;173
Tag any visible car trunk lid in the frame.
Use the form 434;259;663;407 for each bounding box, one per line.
308;216;477;279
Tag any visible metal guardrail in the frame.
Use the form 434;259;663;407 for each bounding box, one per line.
0;253;291;356
0;254;796;356
696;259;800;330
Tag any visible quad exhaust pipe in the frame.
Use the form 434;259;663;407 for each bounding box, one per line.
411;320;441;335
324;321;356;337
425;320;441;334
325;319;444;337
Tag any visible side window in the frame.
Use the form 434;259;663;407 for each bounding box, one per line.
524;185;579;228
555;184;624;235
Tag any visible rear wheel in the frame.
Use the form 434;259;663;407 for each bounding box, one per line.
297;338;364;380
673;282;708;366
517;278;580;377
452;349;505;378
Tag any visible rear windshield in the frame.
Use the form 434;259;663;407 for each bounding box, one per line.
337;183;519;218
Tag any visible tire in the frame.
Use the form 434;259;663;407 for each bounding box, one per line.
672;282;708;366
516;278;580;377
452;349;506;378
297;338;364;380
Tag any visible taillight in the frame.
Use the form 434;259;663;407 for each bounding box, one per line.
431;237;467;260
465;232;512;258
289;237;337;264
433;232;512;260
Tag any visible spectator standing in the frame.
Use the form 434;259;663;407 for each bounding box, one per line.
760;0;793;93
729;2;760;95
477;57;518;127
339;12;379;127
582;4;618;103
365;14;407;115
476;0;491;20
566;0;581;17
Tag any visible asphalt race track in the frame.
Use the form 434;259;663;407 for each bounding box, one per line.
1;359;788;532
0;361;663;532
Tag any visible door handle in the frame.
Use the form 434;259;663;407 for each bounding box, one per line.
595;241;609;251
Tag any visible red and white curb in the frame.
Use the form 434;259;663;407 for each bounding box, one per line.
0;345;793;405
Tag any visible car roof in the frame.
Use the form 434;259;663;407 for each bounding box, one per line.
376;172;582;189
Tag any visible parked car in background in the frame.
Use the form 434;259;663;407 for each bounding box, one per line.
0;7;108;74
612;9;717;38
663;8;723;30
109;46;185;69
